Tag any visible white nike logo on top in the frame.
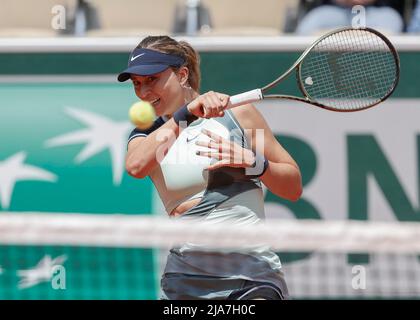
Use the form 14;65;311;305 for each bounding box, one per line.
131;53;145;61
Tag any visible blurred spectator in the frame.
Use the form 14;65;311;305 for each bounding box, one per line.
408;0;420;32
296;0;403;34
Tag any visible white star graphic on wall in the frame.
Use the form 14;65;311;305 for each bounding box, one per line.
45;107;132;186
17;255;67;289
0;152;57;210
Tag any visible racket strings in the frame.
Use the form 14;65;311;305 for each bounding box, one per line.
311;30;394;109
324;30;393;101
312;32;390;108
300;28;398;111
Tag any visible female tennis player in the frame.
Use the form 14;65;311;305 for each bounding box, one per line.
119;36;302;300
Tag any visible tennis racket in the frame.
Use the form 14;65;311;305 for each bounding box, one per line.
228;27;400;112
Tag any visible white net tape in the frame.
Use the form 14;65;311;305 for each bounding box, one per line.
0;212;419;253
1;212;420;298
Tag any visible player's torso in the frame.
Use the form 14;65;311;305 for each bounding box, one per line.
149;111;244;214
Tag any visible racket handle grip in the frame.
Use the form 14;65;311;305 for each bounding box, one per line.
228;89;263;109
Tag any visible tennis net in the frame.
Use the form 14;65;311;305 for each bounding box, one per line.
0;212;419;299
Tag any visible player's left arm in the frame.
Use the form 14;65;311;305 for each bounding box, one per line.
232;104;302;202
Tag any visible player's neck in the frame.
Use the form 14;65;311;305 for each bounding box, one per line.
185;89;199;102
165;90;199;119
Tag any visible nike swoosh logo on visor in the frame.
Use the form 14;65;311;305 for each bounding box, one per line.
130;53;145;61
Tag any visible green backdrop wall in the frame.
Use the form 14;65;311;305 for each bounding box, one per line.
1;47;419;299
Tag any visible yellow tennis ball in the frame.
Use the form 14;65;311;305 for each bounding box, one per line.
129;101;156;130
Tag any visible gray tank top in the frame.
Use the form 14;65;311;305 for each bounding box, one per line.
127;110;285;291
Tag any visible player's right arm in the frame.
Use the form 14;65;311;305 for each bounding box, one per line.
126;91;229;179
126;119;180;179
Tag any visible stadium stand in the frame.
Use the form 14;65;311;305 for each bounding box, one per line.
84;0;182;36
0;0;77;37
198;0;299;36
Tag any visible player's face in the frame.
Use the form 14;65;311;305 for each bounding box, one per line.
131;68;185;117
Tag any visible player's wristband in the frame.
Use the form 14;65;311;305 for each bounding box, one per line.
247;151;269;178
173;104;198;126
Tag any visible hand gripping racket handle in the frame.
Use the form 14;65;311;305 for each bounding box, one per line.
227;89;263;109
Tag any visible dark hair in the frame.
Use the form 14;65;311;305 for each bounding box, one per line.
137;36;201;91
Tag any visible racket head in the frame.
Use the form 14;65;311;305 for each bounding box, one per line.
262;27;400;112
297;27;400;112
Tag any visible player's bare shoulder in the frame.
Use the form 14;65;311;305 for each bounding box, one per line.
230;103;269;130
127;135;146;153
